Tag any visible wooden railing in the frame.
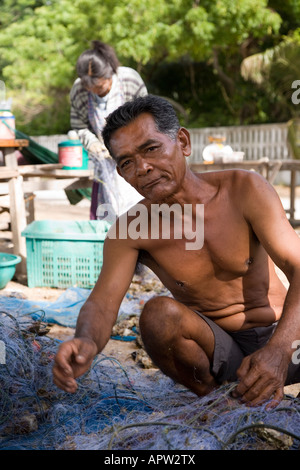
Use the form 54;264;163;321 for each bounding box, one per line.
31;121;292;163
187;122;291;163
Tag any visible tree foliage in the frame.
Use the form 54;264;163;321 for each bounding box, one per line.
241;29;300;120
0;0;295;134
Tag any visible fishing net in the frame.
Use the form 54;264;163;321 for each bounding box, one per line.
0;310;300;451
92;156;143;219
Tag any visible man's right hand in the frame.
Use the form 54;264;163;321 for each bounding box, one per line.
53;338;98;393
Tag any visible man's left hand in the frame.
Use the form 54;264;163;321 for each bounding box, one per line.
231;344;289;407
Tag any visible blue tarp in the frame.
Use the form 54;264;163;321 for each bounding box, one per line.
0;287;90;328
0;286;153;329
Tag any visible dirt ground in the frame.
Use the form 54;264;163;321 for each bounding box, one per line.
0;186;299;397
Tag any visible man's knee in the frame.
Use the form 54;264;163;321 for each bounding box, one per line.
139;296;181;339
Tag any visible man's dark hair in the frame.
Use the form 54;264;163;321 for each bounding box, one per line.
102;95;180;157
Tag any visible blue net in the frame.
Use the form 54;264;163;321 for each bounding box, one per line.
0;310;300;450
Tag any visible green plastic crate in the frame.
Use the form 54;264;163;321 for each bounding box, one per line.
22;220;111;288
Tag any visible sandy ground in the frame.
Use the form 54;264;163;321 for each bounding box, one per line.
0;186;299;397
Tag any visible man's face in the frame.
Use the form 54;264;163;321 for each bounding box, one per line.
109;113;191;202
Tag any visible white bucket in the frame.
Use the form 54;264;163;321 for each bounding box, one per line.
0;112;15;139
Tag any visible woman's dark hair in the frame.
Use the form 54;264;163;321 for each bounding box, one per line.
76;40;120;88
102;95;180;157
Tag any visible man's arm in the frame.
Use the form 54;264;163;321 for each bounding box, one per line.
233;171;300;406
53;235;139;392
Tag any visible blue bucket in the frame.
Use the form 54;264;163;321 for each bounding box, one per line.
0;253;21;289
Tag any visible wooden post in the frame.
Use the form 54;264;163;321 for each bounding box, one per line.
24;193;35;224
4;150;27;276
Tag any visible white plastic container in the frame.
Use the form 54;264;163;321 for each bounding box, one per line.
0;111;15;139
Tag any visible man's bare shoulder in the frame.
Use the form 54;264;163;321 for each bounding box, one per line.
194;168;262;183
194;168;269;195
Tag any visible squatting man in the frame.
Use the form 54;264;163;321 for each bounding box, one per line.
53;95;300;407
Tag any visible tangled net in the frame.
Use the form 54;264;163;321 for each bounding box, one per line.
0;310;300;451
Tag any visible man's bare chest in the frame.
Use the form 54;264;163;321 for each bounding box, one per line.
139;201;259;277
138;226;271;319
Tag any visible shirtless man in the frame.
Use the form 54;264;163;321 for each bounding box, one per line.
53;95;300;406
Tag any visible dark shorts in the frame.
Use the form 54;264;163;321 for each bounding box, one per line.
195;311;300;385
